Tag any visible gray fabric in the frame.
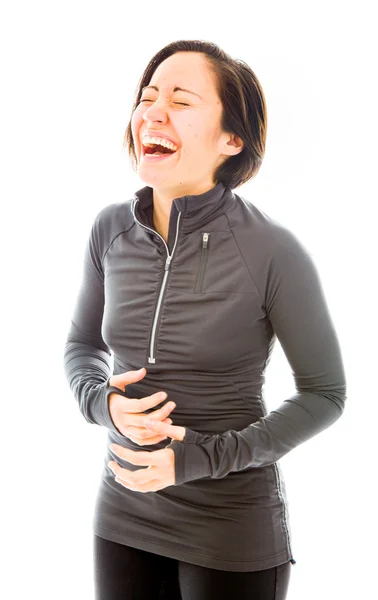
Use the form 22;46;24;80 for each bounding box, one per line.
63;181;346;572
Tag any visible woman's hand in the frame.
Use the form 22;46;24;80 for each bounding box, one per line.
108;418;186;492
108;368;177;445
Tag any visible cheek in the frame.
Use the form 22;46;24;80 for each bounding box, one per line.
130;116;137;138
131;109;144;138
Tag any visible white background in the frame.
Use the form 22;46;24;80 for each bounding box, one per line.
1;1;377;598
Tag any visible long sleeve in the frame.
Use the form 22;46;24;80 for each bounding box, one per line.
63;211;125;433
168;227;347;486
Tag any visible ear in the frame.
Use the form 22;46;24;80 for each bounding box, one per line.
225;134;244;156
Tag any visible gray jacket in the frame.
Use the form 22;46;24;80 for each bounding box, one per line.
63;181;346;571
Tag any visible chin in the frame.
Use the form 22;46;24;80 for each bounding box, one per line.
136;168;163;187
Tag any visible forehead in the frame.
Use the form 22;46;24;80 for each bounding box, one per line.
148;52;214;93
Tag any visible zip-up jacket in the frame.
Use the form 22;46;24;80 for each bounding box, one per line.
63;181;347;572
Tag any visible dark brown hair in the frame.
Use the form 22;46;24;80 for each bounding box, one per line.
123;39;268;190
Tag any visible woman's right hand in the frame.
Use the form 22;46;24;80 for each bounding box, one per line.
108;368;176;446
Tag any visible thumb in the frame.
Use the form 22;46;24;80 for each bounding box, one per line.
109;367;146;390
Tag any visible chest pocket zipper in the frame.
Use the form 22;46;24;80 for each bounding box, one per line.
195;233;210;293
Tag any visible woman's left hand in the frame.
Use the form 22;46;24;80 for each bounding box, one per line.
108;417;186;492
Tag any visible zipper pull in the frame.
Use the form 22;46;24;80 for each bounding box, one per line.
202;233;210;248
165;256;171;270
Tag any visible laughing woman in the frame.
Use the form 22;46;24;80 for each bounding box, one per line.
64;39;347;600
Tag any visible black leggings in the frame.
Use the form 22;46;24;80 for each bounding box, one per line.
94;534;291;600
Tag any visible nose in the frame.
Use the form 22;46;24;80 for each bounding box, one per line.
142;100;169;125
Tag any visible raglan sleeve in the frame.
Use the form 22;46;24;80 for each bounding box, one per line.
167;225;347;486
63;209;127;433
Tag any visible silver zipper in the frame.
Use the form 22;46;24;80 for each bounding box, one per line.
195;232;210;293
131;199;182;363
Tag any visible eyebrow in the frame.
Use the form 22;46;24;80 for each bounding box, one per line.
141;85;202;99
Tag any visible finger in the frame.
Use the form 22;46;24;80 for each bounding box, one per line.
125;408;174;437
124;424;167;440
110;368;146;389
109;447;157;466
127;434;168;446
112;463;160;487
125;401;175;429
115;476;162;493
123;414;172;441
145;401;176;423
143;419;186;442
124;391;168;415
139;391;169;412
125;423;158;438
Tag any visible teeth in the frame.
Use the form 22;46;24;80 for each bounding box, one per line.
142;136;178;152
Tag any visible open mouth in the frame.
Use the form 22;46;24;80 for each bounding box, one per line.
142;142;179;157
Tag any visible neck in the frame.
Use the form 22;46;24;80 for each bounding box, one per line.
152;180;217;239
152;207;169;242
133;181;232;240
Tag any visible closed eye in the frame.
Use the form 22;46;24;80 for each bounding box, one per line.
138;100;189;106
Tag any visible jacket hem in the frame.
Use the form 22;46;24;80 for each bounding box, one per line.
93;520;295;572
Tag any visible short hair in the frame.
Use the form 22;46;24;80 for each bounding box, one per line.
123;39;268;190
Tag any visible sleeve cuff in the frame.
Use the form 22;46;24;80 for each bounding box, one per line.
167;428;215;485
97;380;126;434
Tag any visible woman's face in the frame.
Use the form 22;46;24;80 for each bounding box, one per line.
131;51;243;199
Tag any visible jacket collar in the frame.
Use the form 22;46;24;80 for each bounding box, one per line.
132;182;235;233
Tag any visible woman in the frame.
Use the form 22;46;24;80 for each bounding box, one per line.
64;40;347;599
